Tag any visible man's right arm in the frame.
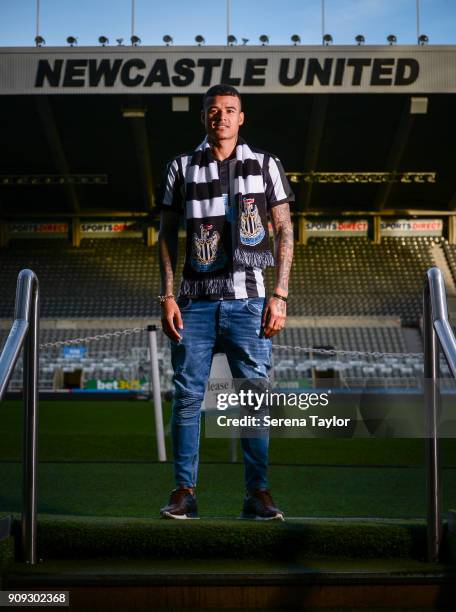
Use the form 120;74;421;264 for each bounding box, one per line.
158;209;184;342
158;209;180;296
158;155;185;341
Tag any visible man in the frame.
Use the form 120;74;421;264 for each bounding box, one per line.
157;84;294;520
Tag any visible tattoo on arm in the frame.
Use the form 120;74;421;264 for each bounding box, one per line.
270;203;294;295
158;210;180;295
274;299;287;315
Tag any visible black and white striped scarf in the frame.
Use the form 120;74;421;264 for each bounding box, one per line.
180;135;274;296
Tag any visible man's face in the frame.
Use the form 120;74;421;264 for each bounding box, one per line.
202;95;244;141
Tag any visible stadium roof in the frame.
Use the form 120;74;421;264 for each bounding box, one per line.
1;46;455;219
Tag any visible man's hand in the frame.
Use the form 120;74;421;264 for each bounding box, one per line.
158;209;180;340
268;202;293;338
161;299;184;342
262;296;287;338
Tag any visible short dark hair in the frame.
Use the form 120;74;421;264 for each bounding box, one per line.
203;84;242;109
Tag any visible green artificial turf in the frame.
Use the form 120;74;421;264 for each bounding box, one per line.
0;536;14;590
3;513;428;561
1;462;456;519
1;400;456;522
1;399;456;466
0;536;14;569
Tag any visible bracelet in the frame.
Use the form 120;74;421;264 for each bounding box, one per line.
272;293;288;303
158;294;175;304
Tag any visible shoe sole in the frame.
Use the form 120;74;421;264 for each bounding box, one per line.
239;512;285;521
160;511;200;520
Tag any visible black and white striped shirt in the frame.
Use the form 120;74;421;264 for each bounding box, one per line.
160;146;294;299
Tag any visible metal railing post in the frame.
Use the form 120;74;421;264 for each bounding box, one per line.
0;269;40;564
423;267;456;563
21;275;40;564
423;277;442;563
147;324;166;461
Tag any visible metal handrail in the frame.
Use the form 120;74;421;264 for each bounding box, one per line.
423;267;456;562
0;269;40;564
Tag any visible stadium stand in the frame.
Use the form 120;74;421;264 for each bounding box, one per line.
0;235;440;322
2;234;455;391
277;325;408;353
266;236;439;325
443;242;456;283
0;238;162;318
0;324;428;392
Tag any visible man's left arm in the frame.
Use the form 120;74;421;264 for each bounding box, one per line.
262;202;294;338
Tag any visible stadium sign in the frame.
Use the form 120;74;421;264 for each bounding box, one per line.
1;46;456;94
81;221;142;234
306;220;368;236
9;222;68;234
62;346;86;358
83;378;148;392
381;219;443;237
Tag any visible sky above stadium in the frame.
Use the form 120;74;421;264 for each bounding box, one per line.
0;0;455;48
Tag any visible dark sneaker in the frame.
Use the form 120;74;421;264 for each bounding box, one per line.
160;486;199;519
241;488;285;521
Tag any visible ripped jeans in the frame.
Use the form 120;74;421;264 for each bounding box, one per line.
170;296;272;493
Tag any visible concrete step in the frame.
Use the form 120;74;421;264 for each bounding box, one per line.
402;327;423;353
2;512;455;608
3;557;456;609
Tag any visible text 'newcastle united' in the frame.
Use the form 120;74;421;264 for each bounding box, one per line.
34;56;419;88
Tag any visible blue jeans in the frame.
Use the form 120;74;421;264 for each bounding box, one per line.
170;296;272;493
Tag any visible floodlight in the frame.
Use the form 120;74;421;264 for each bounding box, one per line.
323;33;333;45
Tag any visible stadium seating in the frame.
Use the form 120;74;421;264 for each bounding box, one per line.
0;235;440;323
0;238;163;318
276;325;408;354
1;234;453;390
443;242;456;282
265;236;439;324
0;325;428;392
